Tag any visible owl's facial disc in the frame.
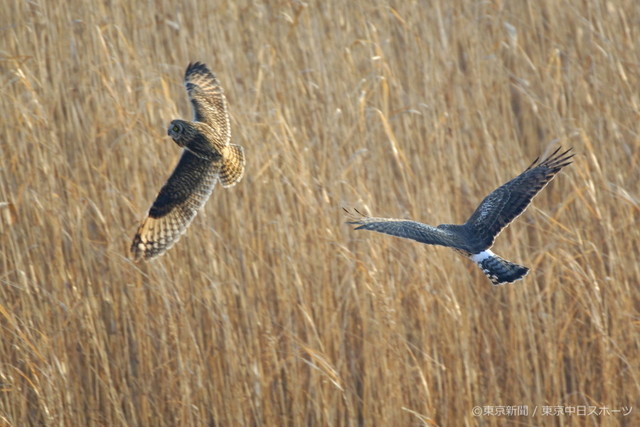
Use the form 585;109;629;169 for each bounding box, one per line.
167;120;187;146
168;121;183;136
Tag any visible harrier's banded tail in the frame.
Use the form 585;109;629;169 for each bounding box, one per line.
470;250;529;285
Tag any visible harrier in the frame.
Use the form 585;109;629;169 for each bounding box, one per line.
131;62;245;261
346;147;573;285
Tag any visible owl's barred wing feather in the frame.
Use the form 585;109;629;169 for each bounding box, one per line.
131;151;220;261
463;147;574;249
345;209;468;249
184;62;230;144
219;144;245;188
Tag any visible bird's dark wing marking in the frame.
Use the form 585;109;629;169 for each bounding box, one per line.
463;147;574;249
131;151;219;261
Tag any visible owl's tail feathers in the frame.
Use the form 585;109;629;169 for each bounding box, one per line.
470;250;529;286
219;144;245;188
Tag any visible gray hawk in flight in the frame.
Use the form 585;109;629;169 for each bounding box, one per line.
346;147;574;285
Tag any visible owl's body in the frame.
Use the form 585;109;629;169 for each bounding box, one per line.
131;62;245;261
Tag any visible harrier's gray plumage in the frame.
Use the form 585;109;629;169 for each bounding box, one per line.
347;147;574;285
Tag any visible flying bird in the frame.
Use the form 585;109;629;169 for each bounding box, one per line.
346;147;574;285
131;62;245;261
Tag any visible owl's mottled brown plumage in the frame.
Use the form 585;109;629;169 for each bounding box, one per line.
346;147;574;285
131;62;245;261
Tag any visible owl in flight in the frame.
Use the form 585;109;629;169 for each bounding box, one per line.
131;62;245;261
346;147;574;285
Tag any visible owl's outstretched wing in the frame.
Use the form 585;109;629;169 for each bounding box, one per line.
463;147;574;249
131;152;219;261
184;62;230;143
345;209;469;249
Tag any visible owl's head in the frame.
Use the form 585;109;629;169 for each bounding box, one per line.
167;119;194;147
167;119;223;161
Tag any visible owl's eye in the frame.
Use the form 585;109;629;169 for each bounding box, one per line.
172;124;180;132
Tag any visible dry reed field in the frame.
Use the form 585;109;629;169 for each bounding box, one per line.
1;0;639;425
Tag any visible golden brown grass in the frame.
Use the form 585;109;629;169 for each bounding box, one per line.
1;0;639;425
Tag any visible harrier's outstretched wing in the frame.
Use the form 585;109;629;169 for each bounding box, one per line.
184;62;230;143
463;147;574;249
345;209;469;249
131;151;220;261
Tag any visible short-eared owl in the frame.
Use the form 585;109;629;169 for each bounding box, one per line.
131;62;245;261
346;147;574;285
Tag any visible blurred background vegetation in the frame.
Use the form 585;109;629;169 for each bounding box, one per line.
1;0;638;425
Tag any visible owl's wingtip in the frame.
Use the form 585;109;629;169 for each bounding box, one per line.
185;61;211;76
129;238;148;262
